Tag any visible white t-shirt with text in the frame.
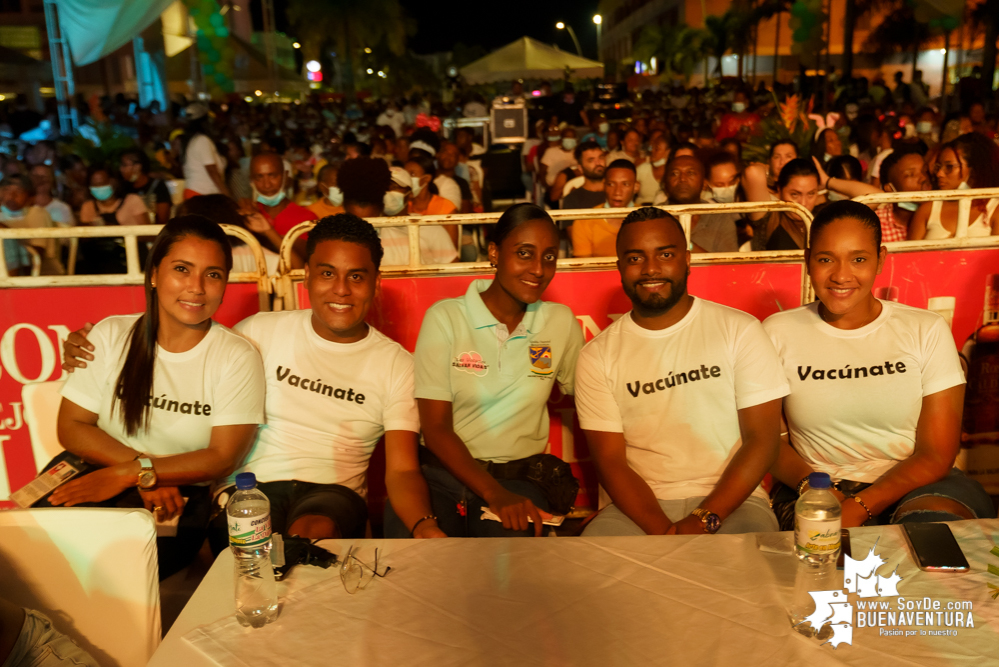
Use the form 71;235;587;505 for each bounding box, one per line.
61;314;265;459
229;310;420;495
575;298;790;503
763;300;966;482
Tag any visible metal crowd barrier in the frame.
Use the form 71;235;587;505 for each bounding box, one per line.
0;225;273;311
274;200;816;309
852;187;999;251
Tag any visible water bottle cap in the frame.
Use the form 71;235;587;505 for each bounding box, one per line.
235;472;257;490
808;472;831;489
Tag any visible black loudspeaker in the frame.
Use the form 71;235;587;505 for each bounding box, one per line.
491;99;527;144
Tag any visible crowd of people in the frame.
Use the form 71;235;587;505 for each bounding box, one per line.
3;73;998;663
4;71;999;279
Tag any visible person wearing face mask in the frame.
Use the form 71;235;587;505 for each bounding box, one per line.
375;163;458;267
635;135;669;205
914;109;939;148
663;155;740;253
308;163;345;219
541;127;579;190
815;149;931;243
704;152;742;205
744;158;819;250
581;114;611;149
570;159;640;257
0;174;62;276
119;148;171;225
250;153;316;237
909;133;999;239
715;91;760;142
77;167;149;274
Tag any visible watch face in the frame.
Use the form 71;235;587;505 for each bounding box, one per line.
138;471;157;488
704;514;721;534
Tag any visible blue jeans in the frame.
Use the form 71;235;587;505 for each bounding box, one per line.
582;496;779;536
2;609;99;667
384;462;551;538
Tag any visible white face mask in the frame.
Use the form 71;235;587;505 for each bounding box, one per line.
916;121;934;134
325;186;343;207
897;201;919;212
710;184;738;203
827;191;848;202
562;138;577;151
411;175;425;197
823;153;833;163
652;157;666;168
598;122;610;134
731;102;746;113
383;191;406;215
958;180;971;190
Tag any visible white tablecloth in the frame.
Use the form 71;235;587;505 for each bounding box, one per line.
149;521;999;666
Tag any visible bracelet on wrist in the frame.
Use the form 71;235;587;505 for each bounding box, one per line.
851;495;874;521
795;475;811;497
410;515;437;537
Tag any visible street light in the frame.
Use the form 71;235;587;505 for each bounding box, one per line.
292;42;301;49
556;21;582;57
593;15;602;62
306;60;321;72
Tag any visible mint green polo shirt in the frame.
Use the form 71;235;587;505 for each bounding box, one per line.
415;279;584;462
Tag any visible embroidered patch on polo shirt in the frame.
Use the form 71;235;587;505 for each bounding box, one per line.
529;343;554;376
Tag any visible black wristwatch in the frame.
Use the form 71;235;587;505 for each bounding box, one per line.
690;508;722;534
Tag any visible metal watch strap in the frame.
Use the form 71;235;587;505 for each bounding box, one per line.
137;458;154;487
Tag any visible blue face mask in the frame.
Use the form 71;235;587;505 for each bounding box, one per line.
1;204;24;218
256;190;286;207
455;162;470;183
90;185;114;201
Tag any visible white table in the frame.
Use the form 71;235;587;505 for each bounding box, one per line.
149;520;999;666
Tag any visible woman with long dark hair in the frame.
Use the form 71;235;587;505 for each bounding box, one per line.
744;157;820;250
908;132;999;239
388;203;584;537
764;201;995;528
47;216;265;578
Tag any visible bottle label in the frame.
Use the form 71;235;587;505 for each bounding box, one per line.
228;515;272;547
795;517;841;555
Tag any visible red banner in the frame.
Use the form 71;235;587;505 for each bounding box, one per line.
0;284;261;508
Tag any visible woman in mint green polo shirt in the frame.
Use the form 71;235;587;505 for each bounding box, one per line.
386;203;585;537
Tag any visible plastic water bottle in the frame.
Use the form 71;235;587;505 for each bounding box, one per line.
227;472;278;628
789;472;842;636
794;472;842;565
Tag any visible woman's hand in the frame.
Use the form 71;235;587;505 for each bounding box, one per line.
139;486;186;522
242;210;274;235
667;515;704;535
840;497;872;528
61;323;94;372
812;156;830;189
412;519;447;539
483;486;544;536
48;462;136;507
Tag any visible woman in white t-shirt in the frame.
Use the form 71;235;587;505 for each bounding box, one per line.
46;216;265;578
763;200;995;528
181;105;230;199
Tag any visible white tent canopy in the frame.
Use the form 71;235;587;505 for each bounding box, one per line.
56;0;175;65
460;36;604;84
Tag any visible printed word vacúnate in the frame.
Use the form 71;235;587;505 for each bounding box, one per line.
276;366;365;404
627;364;722;397
797;361;907;381
147;395;212;415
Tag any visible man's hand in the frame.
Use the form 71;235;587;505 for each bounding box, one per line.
61;323;94;373
48;462;135;507
139;486;186;522
483;486;544;536
241;210;274;234
668;514;708;535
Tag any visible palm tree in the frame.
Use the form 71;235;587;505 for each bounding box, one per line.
971;0;999;102
633;23;710;83
841;0;902;79
286;0;411;94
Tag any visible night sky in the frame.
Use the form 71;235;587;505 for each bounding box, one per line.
271;0;602;60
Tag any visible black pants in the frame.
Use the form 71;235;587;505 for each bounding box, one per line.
35;452;211;580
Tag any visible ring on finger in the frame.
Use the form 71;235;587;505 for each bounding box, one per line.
153;505;163;512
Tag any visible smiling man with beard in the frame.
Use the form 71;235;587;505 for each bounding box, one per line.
575;207;789;536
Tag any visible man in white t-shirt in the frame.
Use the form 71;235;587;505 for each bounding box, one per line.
577;206;789;536
64;215;446;545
